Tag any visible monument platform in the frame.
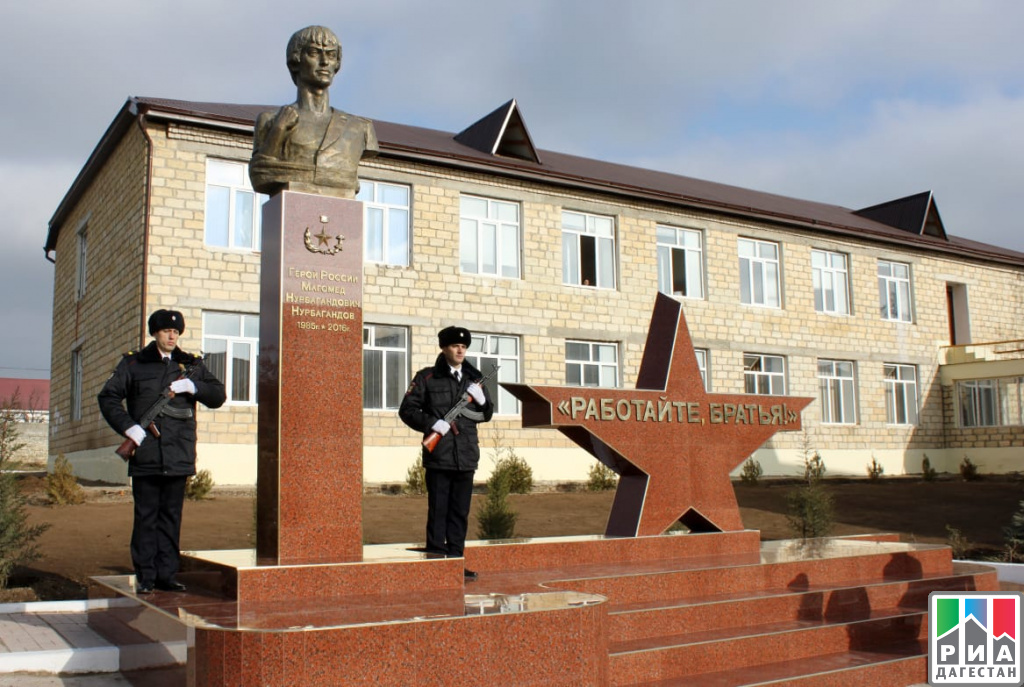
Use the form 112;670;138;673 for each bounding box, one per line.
88;532;996;685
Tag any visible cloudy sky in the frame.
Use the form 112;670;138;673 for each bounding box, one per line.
2;1;1022;379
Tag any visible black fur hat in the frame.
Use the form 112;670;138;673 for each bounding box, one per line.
148;309;185;335
438;326;471;348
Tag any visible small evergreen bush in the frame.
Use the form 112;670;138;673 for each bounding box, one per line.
491;447;533;494
586;462;618;491
945;525;970;559
739;457;763;485
1001;498;1024;562
476;470;517;540
185;469;215;501
866;456;884;482
921;455;937;482
959;456;980;482
0;395;49;588
786;451;834;539
46;454;85;505
405;454;426;495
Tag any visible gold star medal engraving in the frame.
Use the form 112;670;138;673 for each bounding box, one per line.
303;214;345;255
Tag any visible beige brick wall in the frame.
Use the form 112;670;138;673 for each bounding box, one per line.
48;120;1024;481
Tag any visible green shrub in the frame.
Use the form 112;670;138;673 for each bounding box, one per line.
491;448;533;494
945;525;970;559
185;469;215;501
921;455;937;482
586;462;618;491
786;451;834;539
405;454;426;495
1001;498;1024;562
0;395;49;588
739;457;763;485
866;456;884;482
46;454;85;505
959;456;980;482
476;470;517;540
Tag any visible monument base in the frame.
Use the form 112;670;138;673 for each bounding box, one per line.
89;533;996;685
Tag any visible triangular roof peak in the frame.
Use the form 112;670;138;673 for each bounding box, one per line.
854;191;947;240
454;99;540;163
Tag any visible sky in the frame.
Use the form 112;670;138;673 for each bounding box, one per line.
2;0;1023;380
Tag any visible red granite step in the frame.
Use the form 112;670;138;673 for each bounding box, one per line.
609;562;996;644
609;607;928;684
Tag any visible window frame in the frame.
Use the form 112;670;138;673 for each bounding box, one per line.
202;312;260;405
465;333;521;415
883;363;919;426
562;210;617;289
204;158;266;252
362;324;409;411
70;347;83;421
694;348;710;391
738;237;781;308
878;259;914;323
743;353;786;395
817;359;857;425
811;249;850;316
565;340;619;388
357;180;412;267
656;225;704;299
459;194;521;279
75;221;88;301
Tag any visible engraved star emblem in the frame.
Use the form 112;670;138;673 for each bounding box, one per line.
503;294;814;536
314;228;332;247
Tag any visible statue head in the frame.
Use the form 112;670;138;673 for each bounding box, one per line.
286;25;342;86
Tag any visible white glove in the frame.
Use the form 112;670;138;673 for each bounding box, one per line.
170;378;196;395
125;424;147;446
431;419;451;436
467;383;486;405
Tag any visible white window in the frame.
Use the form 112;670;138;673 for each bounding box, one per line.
957;377;1024;428
884;364;919;425
566;341;618;387
818;359;857;424
878;259;913;322
460;195;520;278
738;238;781;308
466;334;520;415
657;226;704;299
357;181;410;266
562;211;616;289
363;325;409;410
205;159;266;250
744;354;785;395
694;348;709;391
75;223;87;300
202;312;259;404
811;249;850;315
70;348;83;421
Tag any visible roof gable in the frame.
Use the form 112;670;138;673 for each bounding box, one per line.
854;191;948;240
454;99;540;163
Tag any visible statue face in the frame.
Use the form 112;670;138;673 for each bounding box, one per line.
296;39;340;89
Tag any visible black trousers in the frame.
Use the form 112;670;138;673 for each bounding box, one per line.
130;474;187;585
424;468;475;557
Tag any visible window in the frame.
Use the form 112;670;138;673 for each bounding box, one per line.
566;341;618;387
466;333;520;415
75;222;87;300
363;325;408;410
878;260;913;322
811;249;850;315
884;364;919;425
460;195;520;278
202;312;259;404
562;211;616;288
957;377;1024;428
205;159;266;250
657;226;703;298
738;238;780;308
817;359;857;424
70;348;83;421
357;181;410;266
694;348;709;390
744;354;785;395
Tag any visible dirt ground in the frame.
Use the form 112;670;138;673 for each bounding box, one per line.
6;473;1023;601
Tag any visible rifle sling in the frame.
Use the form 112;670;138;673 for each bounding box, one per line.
159;405;194;420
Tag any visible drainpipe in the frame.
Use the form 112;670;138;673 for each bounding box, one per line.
134;102;154;349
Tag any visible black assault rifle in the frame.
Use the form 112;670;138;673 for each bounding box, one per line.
422;365;500;453
115;357;204;461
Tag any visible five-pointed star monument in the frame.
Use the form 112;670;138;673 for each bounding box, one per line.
502;294;814;537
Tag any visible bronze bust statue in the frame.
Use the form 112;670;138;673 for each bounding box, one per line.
250;26;379;198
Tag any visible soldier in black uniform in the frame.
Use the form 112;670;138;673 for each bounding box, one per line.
399;326;493;580
98;309;225;593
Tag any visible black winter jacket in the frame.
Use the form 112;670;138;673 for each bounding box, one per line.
97;342;226;477
398;355;494;472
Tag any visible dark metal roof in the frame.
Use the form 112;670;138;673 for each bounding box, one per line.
45;96;1024;268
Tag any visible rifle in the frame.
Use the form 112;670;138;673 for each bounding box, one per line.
115;357;204;461
422;365;500;453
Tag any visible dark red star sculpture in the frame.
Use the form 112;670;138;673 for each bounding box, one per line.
502;293;814;537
